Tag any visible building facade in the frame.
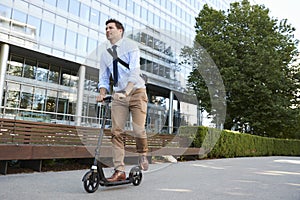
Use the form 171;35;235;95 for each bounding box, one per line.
0;0;233;133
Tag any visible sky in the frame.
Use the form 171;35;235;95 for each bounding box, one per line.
253;0;300;42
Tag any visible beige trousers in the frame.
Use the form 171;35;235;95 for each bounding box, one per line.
111;88;148;171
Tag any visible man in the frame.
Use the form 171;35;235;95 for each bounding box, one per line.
97;19;149;182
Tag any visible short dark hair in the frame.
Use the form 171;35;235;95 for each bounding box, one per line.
105;19;125;33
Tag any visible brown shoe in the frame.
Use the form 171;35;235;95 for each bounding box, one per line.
139;155;149;171
107;170;126;182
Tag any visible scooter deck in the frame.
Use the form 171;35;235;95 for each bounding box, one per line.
101;177;132;187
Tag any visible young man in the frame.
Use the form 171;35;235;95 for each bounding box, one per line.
96;19;149;182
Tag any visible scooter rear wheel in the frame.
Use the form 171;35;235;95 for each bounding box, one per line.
82;170;100;193
129;166;142;186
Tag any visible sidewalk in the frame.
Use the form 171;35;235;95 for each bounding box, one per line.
0;156;299;200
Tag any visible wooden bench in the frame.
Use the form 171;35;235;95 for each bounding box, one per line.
0;118;202;174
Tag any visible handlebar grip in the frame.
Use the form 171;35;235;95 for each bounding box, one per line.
103;95;112;103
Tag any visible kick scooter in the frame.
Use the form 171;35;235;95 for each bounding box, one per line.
82;95;142;193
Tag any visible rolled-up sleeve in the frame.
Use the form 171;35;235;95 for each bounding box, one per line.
98;54;111;92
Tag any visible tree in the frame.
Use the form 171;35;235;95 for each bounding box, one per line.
182;0;300;138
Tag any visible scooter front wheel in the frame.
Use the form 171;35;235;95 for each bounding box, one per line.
129;166;142;186
82;170;100;193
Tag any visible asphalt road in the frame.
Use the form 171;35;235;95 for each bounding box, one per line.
0;156;299;200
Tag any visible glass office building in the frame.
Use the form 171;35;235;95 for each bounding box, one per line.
0;0;234;133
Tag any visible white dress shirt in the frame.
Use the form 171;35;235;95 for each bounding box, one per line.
98;38;145;92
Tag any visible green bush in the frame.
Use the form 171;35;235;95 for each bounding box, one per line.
179;126;300;158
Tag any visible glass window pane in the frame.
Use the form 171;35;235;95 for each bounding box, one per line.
134;3;140;17
66;29;77;49
87;37;97;54
49;65;60;83
70;74;78;87
61;68;70;86
7;55;23;76
33;87;45;111
57;0;69;11
44;0;57;7
90;8;99;25
57;92;69;120
40;20;54;42
46;90;57;112
0;3;12;18
153;63;159;75
20;85;33;109
6;82;20;110
53;24;66;45
68;0;80;16
141;7;147;20
77;34;87;53
36;62;49;82
79;2;90;21
27;15;40;37
12;9;26;23
127;0;133;13
23;58;36;79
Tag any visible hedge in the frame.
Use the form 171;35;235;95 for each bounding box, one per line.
179;126;300;158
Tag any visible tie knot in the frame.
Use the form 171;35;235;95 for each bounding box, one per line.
112;45;117;51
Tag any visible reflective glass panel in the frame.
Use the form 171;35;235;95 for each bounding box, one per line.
69;0;80;16
53;24;66;45
49;65;60;84
36;62;49;82
20;85;33;109
40;20;54;42
33;87;45;111
23;58;36;79
7;55;23;77
57;0;69;11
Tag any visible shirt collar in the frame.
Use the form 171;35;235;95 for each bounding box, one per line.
110;38;124;49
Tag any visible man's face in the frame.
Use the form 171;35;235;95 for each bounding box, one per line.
106;22;122;42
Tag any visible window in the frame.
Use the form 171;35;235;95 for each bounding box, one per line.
44;0;57;7
7;55;23;77
12;9;26;23
36;62;49;82
90;8;99;25
127;0;134;13
134;3;140;18
20;85;33;110
66;29;77;49
49;65;60;84
57;0;69;11
53;24;66;45
33;88;45;111
27;15;41;36
5;82;20;111
68;0;80;16
77;33;87;53
23;59;36;79
79;2;90;21
0;4;11;18
153;63;159;75
46;89;57;112
141;7;147;20
57;91;69;120
40;20;54;42
61;68;70;86
87;37;97;54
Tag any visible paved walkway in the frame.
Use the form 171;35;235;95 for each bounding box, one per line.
0;156;299;200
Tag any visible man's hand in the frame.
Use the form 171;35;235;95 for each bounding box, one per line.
97;88;107;102
96;94;106;102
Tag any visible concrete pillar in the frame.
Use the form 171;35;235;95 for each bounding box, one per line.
0;43;9;113
168;90;174;134
75;65;86;126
